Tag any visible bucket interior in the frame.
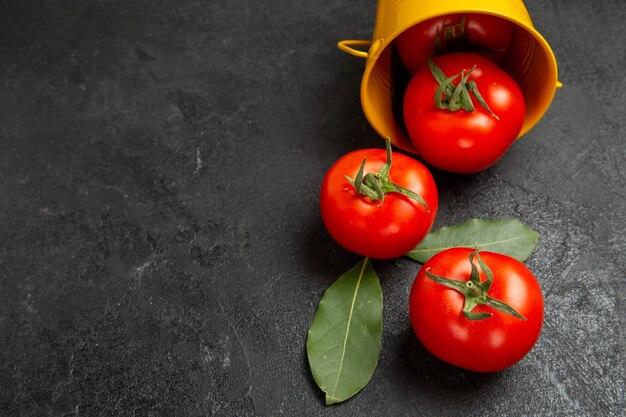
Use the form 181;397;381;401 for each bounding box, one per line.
362;14;558;153
502;24;558;136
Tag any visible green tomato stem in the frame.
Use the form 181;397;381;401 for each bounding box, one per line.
425;248;526;321
344;139;429;211
428;59;499;120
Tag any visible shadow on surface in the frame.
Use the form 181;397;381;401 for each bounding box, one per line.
391;329;502;395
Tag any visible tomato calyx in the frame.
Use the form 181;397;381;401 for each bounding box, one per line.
428;59;500;120
435;16;469;56
344;139;429;211
425;248;526;321
435;17;508;58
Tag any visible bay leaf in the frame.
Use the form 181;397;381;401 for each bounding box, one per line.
306;258;383;405
406;218;539;263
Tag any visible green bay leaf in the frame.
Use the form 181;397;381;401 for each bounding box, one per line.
406;218;539;263
306;258;382;405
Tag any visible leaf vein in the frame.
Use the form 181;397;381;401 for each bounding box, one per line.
328;258;368;400
409;236;526;254
313;318;347;341
317;344;343;357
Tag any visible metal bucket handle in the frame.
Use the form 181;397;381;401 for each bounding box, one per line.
337;40;371;59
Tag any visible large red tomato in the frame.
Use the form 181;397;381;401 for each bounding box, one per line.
395;13;514;74
409;248;544;372
320;141;438;259
404;53;525;173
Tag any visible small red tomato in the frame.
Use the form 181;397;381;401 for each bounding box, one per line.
395;13;513;74
404;53;525;173
409;248;544;372
320;140;438;259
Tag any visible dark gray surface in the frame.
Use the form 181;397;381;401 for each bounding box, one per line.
0;0;624;416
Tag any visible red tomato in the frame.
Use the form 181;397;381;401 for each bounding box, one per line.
320;143;438;259
404;53;525;173
395;13;513;74
409;248;544;372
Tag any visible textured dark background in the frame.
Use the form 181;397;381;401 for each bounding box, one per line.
0;0;624;416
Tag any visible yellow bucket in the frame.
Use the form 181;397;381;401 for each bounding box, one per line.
338;0;561;153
